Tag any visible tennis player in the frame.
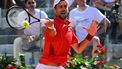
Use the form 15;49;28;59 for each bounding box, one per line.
36;0;98;69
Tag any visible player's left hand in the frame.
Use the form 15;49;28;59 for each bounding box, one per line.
83;20;99;36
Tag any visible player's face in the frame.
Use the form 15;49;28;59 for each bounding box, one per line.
25;0;36;10
53;1;68;19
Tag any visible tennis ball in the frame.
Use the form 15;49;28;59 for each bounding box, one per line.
22;21;29;28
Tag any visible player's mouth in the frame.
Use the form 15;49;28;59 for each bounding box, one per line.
61;12;66;15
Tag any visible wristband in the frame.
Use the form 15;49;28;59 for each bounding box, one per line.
86;34;93;41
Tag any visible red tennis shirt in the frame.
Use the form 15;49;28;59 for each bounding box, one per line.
39;16;78;66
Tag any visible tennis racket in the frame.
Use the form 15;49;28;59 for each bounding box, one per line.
6;0;48;30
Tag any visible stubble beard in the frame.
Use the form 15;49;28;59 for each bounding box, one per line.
59;14;67;20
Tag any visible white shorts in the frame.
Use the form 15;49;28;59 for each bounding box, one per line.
35;63;65;69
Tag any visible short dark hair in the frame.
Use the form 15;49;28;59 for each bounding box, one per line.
24;0;28;3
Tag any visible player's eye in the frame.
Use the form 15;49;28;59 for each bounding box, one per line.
28;2;35;4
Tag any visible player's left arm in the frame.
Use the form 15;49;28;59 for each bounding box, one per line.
71;21;99;54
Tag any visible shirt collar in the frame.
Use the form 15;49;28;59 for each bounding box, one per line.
54;16;70;26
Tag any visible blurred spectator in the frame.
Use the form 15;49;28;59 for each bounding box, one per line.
117;0;122;41
92;0;120;42
13;0;48;65
69;0;110;58
92;0;115;13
